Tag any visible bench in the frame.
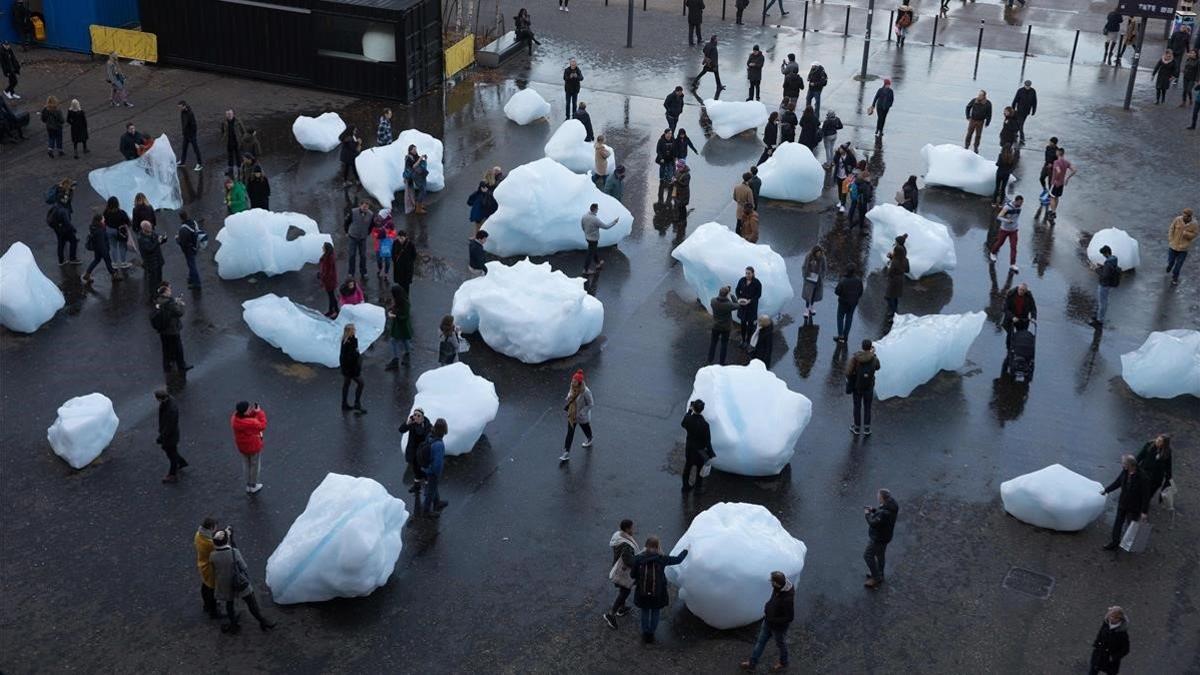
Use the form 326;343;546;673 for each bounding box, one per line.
477;31;524;68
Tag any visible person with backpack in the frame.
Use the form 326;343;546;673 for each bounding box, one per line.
863;488;899;588
230;401;267;494
602;519;642;629
419;418;449;516
846;339;880;435
805;62;828;117
209;527;275;633
833;264;863;343
82;213;117;284
895;3;914;47
46;194;79;265
373;213;397;277
560;369;594;462
1091;245;1120;327
398;407;432;504
152;282;190;373
155;389;187;483
176;211;204;289
631;537;688;643
681;399;715;492
739;571;795;671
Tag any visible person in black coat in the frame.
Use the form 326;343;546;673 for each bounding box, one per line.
47;197;79;265
779;104;798;144
746;45;765;100
137;222;167;300
863;488;899;588
685;0;704;45
155;389;188;483
1101;455;1153;550
398;408;433;502
391;230;417;290
468;230;488;274
798;105;819;151
339;127;362;185
246;166;270;210
177;100;201;168
1151;51;1178;104
1001;283;1037;348
655;129;677;203
339;324;366;415
749;315;774;366
1135;435;1173;498
1;41;20;98
151;283;189;372
740;571;795;670
630;537;688;643
1088;607;1130;675
573;101;593;142
782;70;803;101
692;35;724;93
119;122;147;160
82;213;115;284
563;58;584;118
833;264;863;343
663;86;685;132
680;399;715;492
1010;80;1037;145
735;266;762;347
66;100;88;158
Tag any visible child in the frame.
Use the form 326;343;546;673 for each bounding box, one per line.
373;210;397;276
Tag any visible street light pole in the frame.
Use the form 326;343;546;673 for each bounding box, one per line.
627;0;634;47
861;0;875;79
1122;18;1146;110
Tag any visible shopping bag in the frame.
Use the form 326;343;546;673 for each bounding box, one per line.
1159;482;1177;511
1119;520;1150;553
699;462;712;478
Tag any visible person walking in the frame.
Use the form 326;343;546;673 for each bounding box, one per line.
398;408;432;504
1010;80;1037;145
1152;50;1177;105
1100;454;1153;551
602;519;642;629
833;143;857;212
177;100;201;170
593;135;611;188
846;339;880;434
735;267;762;348
862;488;899;588
81;213;117;284
759;111;779;165
220;109;246;173
514;9;541;55
46;195;78;266
1090;244;1120;327
392;229;417;290
692;36;725;94
137;222;167;300
868;79;895;137
210;528;275;633
1135;434;1173;502
1088;607;1130;675
964;90;992;153
347;200;373;279
739;571;795;671
39;95;63;158
103;196;132;268
800;245;826;319
763;0;789;17
339;324;367;415
152;282;189;372
680;399;715;492
194;518;222;620
106;53;132;107
685;0;705;46
468;229;488;275
990;195;1024;272
630;537;688;643
821;110;843;166
420;418;449;516
155;389;188;483
0;41;19;99
386;284;413;370
1036;136;1058;190
316;242;338;317
246;166;270;210
805;62;828;117
998;106;1020;149
1180;49;1198;107
231;401;267;495
673;128;699;163
798;105;820;153
1116;16;1138;64
884;237;908;317
66;99;88;158
1047;147;1078;224
664;86;685;133
438;315;462;365
1166;207;1197;284
673;162;692;224
563;58;584;118
746;45;765;101
735;0;750;24
993;145;1017;207
708;285;736;364
749;314;774;365
833;264;862;343
1102;9;1123;64
895;3;914;47
339;126;362;185
581;203;619;273
559;369;594;462
1001;282;1037;348
175;211;203;289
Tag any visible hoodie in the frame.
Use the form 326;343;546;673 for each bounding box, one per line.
763;581;795;628
608;530;642;588
846;349;881;394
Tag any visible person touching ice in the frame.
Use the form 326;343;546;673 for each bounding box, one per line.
734;266;762;348
631;537;688;644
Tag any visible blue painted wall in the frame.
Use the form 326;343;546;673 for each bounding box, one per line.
1;0;139;53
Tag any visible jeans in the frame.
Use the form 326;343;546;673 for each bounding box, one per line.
666;114;679;133
610;585;632;614
243;453;261;488
183;251;201;286
160;334;187;371
162;443;187;475
55;230;78;263
965;119;984;150
640;607;661;636
707;328;730;364
875;107;890;134
390;337;412;359
836;302;856;338
1095;284;1111;322
805;88;822;117
180;135;201;164
563;421;593;450
885;296;899;316
342;375;364;407
377;252;391;274
1166;248;1188;280
992;228;1018;265
823;135;837;164
864;539;888;580
688;23;702;45
764;0;786;13
107;229;128;265
422;473;441;512
85;248;114;276
852;390;872;427
749;621;789;666
565;92;578;118
47;128;62;151
348;236;368;277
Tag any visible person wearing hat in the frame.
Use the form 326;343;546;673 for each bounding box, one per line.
746;44;765;99
210;527;275;633
603;165;626;201
681;399;715;492
560;370;594;462
193;517;223;619
868;78;895;137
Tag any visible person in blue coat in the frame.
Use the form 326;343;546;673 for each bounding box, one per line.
421;418;449;516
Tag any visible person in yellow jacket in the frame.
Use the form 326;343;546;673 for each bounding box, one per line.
194;518;222;619
1166;207;1197;285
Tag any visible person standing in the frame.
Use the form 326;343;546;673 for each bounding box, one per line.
224;175;249;215
1037;136;1058;190
735;267;762;347
804;62;828;116
339;126;362;185
964;90;992;153
438;315;462;365
1100;454;1152;550
231;401;267;494
176;211;203;289
39;95;63;158
739;571;795;671
693;36;725;94
764;0;789;18
735;0;750;24
1152;50;1177;105
833;264;862;343
563;59;584;118
155;389;188;483
868;78;895;137
177;100;201;170
895;3;914;47
593;135;611;188
848;166;875;228
420;418;449;516
800;245;826;320
680;399;715;492
738;202;760;243
993;145;1017;207
749;314;774;365
664;86;685;133
685;0;705;46
246;166;270;210
1010;80;1037;145
398;408;432;503
317;242;338;317
0;41;19;99
708;286;735;364
209;528;275;633
103;196;132;268
581;203;619;273
884;237;908;317
376;107;393;147
821;110;843;166
386;284;413;370
106;53;132;107
392;229;417;291
1102;9;1123;64
746;45;765;101
65;99;88;158
798;105;820;153
1181;49;1198;107
339;324;367;415
1135;434;1173;502
514;8;541;54
1088;607;1130;675
560;369;594;462
1166;208;1197;284
1001;282;1037;348
655;129;677;204
1091;244;1120;327
137;221;167;300
220;109;246;173
602;519;641;629
673;162;692;224
846;339;880;435
46;195;78;266
1047;147;1076;223
194;518;222;620
82;213;117;284
152;283;190;373
630;537;688;644
347;201;373;279
862;488;899;588
990;195;1024;272
574;101;594;142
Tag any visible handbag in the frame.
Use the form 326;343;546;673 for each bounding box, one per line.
1159;482;1177;511
699;461;712;478
85;233;95;251
231;551;251;593
1119;520;1151;553
895;189;905;204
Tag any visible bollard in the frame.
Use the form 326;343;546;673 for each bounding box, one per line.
887;10;894;42
803;0;809;31
931;14;939;48
861;0;875;78
844;5;851;36
628;0;634;46
762;0;768;26
722;0;727;20
1069;29;1080;67
1123;20;1147;110
1023;25;1031;57
973;21;983;79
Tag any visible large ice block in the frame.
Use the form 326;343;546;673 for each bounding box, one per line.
88;133;183;209
401;363;499;456
687;361;813;476
265;473;408;604
757;142;824;203
703;99;769;139
873;312;985;399
242;294;386;368
866;204;956;279
214;209;331;279
543;120;617;174
1001;464;1106;531
355;129;445;206
0;242;65;333
292;112;346;152
46;393;119;469
1087;228;1141;270
671;222;793;316
1120;330;1200;399
452;259;603;364
920;143;994;196
666;502;807;629
504;88;552;125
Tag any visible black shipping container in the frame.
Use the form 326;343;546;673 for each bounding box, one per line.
140;0;443;103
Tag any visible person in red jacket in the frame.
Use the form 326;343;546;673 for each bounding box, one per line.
318;242;338;318
230;401;267;495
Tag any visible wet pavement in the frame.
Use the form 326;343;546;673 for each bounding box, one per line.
1;8;1198;673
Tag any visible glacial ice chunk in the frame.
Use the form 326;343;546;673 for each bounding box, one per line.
666;502;807;629
214;209;331;279
687;361;813;476
1001;464;1106;531
920;144;994;196
504;88;552;125
400;363;499;456
703;99;769;139
355;129;445;206
46;393;119;469
1120;329;1200;399
88;133;183;210
242;294;386;368
671;222;793;316
873;312;985;399
543;120;617;174
265;473;408;604
0;242;65;333
1087;228;1141;270
757;142;824;203
292;112;347;152
452;259;603;364
866;204;956;279
482;158;633;256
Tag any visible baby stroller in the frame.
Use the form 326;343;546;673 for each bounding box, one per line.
1004;321;1036;383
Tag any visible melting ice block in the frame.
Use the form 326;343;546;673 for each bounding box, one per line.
401;363;499;456
452;259;603;364
266;473;408;604
666;502;807;629
671;222;793;316
1121;329;1200;399
757;142;824;203
214;209;331;279
687;361;812;476
46;393;119;469
866;204;956;279
543;120;617;174
703;99;769;139
292;112;346;152
504;88;552;125
88;133;183;209
1001;464;1106;531
920;144;994;196
1087;228;1141;270
482;158;633;257
0;242;65;333
355;129;445;206
873;312;985;399
242;294;386;368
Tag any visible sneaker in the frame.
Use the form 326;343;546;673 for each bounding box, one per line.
862;425;872;436
354;405;368;415
176;161;185;167
581;439;593;448
249;483;264;494
1009;264;1019;273
849;425;860;435
603;613;618;630
615;605;631;617
864;578;880;589
9;92;19;99
194;164;203;171
558;451;570;462
124;101;134;107
988;253;997;263
564;6;569;10
1;91;9;99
